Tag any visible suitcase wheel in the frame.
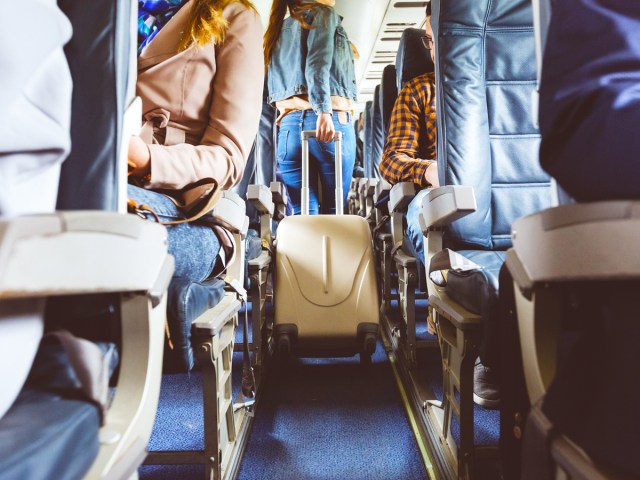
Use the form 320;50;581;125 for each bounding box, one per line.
363;332;376;356
277;333;291;357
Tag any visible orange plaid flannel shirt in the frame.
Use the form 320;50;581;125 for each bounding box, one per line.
380;72;437;187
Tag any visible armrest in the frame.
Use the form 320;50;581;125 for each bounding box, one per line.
388;182;417;213
270;181;288;221
247;184;274;216
0;211;173;305
364;178;379;197
506;200;640;298
357;178;369;196
211;191;248;236
418;186;476;233
192;294;242;336
374;180;391;203
270;181;287;207
348;178;359;198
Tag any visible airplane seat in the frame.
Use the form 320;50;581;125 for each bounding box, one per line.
0;1;174;479
371;84;385;181
356;85;383;225
382;26;435;367
380;64;398;139
369;67;395;309
363;100;375;180
419;0;552;476
230;81;278;381
502;0;640;478
354;100;374;217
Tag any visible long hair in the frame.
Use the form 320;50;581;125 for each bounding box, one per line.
178;0;257;51
263;0;320;66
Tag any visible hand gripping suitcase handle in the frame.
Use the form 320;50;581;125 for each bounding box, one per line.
300;131;343;216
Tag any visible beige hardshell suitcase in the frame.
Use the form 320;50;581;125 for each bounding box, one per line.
273;131;379;359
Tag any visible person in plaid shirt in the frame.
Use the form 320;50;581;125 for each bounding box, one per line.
380;4;438;267
380;5;438;190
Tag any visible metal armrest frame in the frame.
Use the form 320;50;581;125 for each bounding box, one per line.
247;184;275;247
417;186;485;478
506;200;640;406
270;181;288;222
0;211;173;480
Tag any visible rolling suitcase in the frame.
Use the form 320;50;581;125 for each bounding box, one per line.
273;130;379;359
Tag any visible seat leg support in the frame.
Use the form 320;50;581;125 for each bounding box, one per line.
248;263;270;377
434;311;481;480
396;260;418;367
196;339;222;480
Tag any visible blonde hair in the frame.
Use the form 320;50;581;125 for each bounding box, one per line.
263;0;322;66
178;0;257;51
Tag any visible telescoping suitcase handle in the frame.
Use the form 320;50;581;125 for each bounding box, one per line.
300;130;343;216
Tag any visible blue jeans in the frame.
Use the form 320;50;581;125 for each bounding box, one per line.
405;189;431;266
277;110;356;215
128;185;221;282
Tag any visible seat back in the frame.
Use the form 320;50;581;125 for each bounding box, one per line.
432;0;550;250
395;28;433;92
57;0;135;212
515;1;640;478
363;100;374;178
46;0;138;343
370;84;384;180
380;64;397;138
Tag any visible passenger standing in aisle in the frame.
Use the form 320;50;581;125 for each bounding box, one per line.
264;0;357;215
127;0;263;281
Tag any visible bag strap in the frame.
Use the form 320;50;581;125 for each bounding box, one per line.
127;181;222;226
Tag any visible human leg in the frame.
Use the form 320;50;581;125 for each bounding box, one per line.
277;111;320;215
128;184;220;282
405;188;431;265
309;112;355;214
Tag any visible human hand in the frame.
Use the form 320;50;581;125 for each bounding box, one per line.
425;162;439;187
316;113;335;142
128;135;151;177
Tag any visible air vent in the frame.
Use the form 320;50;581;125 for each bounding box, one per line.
372;61;392;64
380;37;402;41
393;2;427;7
387;22;415;26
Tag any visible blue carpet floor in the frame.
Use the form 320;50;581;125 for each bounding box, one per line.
236;342;428;480
388;296;500;446
140;306;428;480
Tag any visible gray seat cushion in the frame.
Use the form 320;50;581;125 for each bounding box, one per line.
446;250;505;316
446;250;506;369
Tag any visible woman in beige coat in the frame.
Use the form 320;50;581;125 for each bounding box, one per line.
128;0;263;281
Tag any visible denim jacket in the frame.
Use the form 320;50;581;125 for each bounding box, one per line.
267;4;357;114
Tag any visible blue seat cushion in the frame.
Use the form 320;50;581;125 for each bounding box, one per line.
0;341;101;480
165;277;226;373
446;250;506;369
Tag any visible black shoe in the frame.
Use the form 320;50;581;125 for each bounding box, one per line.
473;360;500;409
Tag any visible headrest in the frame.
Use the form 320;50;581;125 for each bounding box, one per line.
395;28;433;92
380;65;397;136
